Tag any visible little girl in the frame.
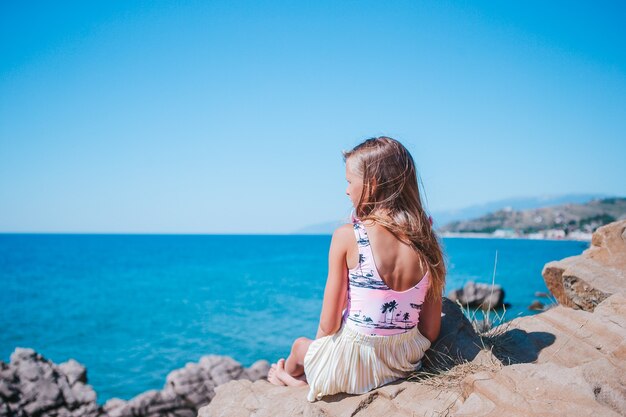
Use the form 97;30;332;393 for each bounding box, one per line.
267;136;446;402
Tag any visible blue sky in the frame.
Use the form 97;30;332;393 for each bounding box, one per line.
1;1;625;233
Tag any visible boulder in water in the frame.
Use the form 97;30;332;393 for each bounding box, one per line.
447;281;505;310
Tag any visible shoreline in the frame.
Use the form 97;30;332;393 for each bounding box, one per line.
439;232;592;242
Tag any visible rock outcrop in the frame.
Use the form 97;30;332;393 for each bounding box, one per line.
0;348;100;417
198;220;626;417
542;220;626;311
103;356;268;417
0;350;268;417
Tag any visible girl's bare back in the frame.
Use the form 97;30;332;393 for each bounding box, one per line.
346;220;429;292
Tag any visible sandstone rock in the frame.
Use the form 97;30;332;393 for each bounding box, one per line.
456;359;624;416
454;291;626;416
198;377;464;417
447;281;505;310
542;220;626;311
528;300;544;310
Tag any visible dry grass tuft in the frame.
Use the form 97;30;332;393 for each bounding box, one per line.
408;354;502;391
541;291;560;311
456;250;520;364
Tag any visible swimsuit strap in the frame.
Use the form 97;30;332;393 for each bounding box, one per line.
350;211;375;249
351;216;377;276
350;215;363;270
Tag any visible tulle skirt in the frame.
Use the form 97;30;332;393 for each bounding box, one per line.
303;322;431;402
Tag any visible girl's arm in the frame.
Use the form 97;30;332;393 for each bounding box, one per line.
417;291;443;344
315;225;350;339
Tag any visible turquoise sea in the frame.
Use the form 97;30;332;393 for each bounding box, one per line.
0;234;587;404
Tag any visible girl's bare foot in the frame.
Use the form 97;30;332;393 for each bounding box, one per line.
267;362;286;386
275;358;308;387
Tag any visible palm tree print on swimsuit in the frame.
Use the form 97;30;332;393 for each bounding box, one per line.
402;312;411;328
359;300;410;331
385;300;399;323
348;301;411;331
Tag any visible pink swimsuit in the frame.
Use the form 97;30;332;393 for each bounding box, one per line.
343;215;430;336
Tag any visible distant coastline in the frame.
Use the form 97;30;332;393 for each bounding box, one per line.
439;197;624;243
439;231;592;242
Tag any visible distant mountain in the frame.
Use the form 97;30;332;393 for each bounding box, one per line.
292;211;354;234
293;193;611;234
431;193;609;227
440;197;626;235
294;220;345;234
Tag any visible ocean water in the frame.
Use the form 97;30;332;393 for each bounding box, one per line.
0;234;587;404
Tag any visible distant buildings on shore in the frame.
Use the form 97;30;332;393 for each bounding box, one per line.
441;228;593;241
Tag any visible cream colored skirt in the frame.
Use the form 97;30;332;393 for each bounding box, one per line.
303;322;432;402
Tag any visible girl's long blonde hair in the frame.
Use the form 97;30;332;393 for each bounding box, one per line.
342;136;446;301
